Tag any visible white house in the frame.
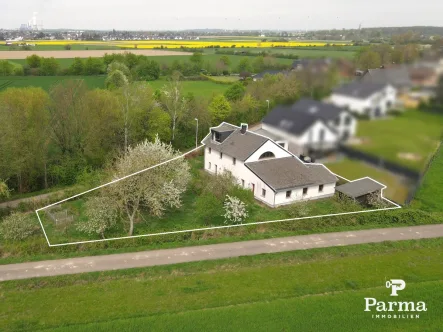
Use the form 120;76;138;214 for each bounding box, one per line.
251;99;357;157
329;82;397;118
202;123;338;208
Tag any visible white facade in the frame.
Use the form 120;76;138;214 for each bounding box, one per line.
261;120;338;155
203;126;337;208
330;85;397;118
326;111;357;140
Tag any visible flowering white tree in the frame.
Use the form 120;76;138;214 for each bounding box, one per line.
223;195;248;225
0;212;36;241
108;136;191;236
76;196;118;239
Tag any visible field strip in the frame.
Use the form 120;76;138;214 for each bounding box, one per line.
0;49;192;59
32;280;443;332
34;143;401;247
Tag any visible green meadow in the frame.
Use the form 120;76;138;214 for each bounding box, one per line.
1;238;441;331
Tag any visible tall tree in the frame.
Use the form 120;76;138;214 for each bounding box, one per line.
160;73;188;141
0;87;50;192
209;95;232;124
107;138;191;236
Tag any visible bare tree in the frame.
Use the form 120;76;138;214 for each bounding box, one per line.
161;72;189;141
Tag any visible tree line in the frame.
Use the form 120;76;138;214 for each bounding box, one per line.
0;60;339;196
0;52;290;78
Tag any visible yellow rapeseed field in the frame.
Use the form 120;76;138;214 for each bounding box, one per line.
23;40;347;49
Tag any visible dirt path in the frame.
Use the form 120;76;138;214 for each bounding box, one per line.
0;190;65;209
1;224;442;281
0;50;192;59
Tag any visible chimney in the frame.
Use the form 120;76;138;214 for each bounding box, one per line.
240;123;248;134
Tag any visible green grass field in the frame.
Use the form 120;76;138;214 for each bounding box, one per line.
0;44;122;51
147;79;230;97
0;76;106;91
351;110;443;171
412;144;443;212
1;238;441;331
213;47;357;59
325;158;412;204
6;54;294;70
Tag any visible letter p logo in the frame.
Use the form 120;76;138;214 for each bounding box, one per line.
386;279;406;296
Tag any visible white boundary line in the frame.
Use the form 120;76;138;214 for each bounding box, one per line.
35;126;402;247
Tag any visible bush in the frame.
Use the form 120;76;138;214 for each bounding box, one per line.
0;212;37;241
12;65;24;76
195;192;224;225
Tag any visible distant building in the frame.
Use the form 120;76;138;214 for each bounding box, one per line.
329;82;397;118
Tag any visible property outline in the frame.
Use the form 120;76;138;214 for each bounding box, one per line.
35;136;402;247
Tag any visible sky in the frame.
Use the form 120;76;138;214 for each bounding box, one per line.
1;0;442;31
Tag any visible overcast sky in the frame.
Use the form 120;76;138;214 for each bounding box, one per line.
1;0;442;30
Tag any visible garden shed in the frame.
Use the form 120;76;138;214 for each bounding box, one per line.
335;178;386;205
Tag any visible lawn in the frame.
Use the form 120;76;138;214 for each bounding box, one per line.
1;238;442;331
350;110;443;172
214;47;358;59
147;79;231;98
325;158;412;204
412;144;443;212
0;76;105;91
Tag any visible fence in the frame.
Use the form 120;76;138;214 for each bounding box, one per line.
45;206;74;226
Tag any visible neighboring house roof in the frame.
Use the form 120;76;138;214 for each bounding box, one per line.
251;127;283;141
292;58;332;69
253;70;289;80
332;81;387;99
409;66;436;80
262;104;323;136
335;178;385;198
202;124;268;161
361;67;412;88
291;98;347;122
245;157;337;191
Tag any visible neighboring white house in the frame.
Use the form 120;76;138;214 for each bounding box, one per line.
251;98;357;157
202;122;338;208
329;82;397;118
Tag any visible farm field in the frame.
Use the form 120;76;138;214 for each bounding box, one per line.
15;39;349;49
0;44;122;51
412;144;443;212
0;49;192;60
350;110;443;172
0;76;106;91
1;238;441;331
213;47;358;59
147;79;231;97
325;158;411;204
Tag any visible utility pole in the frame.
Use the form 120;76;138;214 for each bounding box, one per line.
195;118;199;148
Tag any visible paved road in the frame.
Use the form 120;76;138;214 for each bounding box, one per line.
1;224;442;282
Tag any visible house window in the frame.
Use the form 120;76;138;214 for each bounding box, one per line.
319;184;324;193
259;151;275;160
242;179;245;187
262;189;266;197
233;157;236;165
220;152;223;159
214;132;221;142
215;165;217;174
208;162;211;170
208;147;211;154
344;116;352;125
303;187;308;195
334;117;340;126
286;190;291;198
